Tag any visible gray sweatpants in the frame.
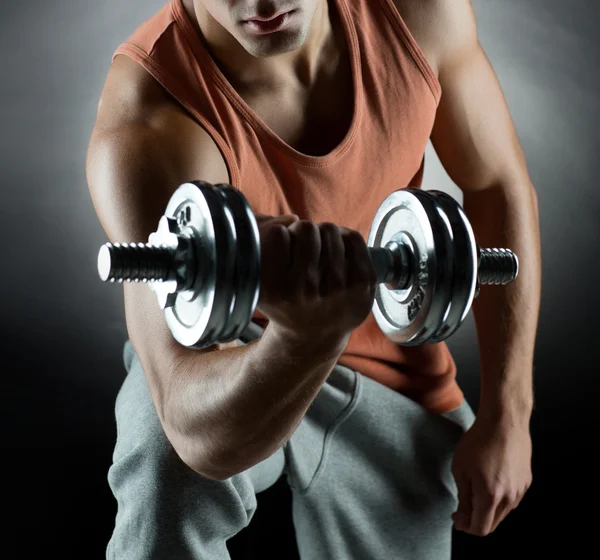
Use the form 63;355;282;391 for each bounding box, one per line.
107;337;475;559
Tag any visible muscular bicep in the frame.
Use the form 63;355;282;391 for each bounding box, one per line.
86;62;229;419
428;2;529;192
87;123;179;244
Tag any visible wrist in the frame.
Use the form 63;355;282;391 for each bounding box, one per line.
478;390;533;428
265;323;349;362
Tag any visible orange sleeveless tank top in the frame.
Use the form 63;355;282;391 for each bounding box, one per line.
113;0;464;414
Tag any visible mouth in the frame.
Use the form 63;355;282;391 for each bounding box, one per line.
243;10;295;35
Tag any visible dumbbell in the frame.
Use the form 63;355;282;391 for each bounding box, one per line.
97;181;518;348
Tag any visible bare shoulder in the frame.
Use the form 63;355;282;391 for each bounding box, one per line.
94;54;171;129
389;0;478;75
91;54;228;188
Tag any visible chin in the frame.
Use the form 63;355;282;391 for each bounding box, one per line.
241;29;309;58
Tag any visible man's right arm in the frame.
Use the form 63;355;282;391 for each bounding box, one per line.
86;56;346;480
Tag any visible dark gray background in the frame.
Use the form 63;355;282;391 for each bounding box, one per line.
1;0;597;557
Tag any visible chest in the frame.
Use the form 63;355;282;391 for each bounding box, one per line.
237;55;354;158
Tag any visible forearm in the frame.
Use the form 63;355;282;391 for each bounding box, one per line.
463;182;541;422
166;323;347;479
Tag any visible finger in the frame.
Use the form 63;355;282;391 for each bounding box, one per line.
470;477;498;536
490;495;513;533
343;230;372;289
288;221;321;296
277;214;300;224
328;226;346;289
492;483;529;532
259;223;291;301
256;213;300;225
452;473;473;532
318;223;345;296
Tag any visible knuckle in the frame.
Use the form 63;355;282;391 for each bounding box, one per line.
472;523;489;537
265;223;288;243
319;222;339;236
301;220;319;234
347;230;365;244
290;220;317;240
482;481;500;499
489;491;503;505
511;489;522;504
492;495;504;508
320;225;343;253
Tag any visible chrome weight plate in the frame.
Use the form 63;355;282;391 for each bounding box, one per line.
160;181;237;348
367;188;454;345
427;190;478;343
213;184;261;344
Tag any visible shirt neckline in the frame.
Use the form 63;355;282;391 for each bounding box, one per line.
171;0;363;167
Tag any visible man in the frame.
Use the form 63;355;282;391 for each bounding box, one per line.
87;0;540;558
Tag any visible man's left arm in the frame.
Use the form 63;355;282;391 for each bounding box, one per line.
421;0;541;536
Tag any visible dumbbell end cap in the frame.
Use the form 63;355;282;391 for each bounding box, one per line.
98;244;113;282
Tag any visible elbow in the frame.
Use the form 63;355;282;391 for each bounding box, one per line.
200;465;240;482
187;439;239;480
163;418;239;481
160;385;237;481
160;360;250;481
182;441;263;481
182;450;240;481
168;433;228;480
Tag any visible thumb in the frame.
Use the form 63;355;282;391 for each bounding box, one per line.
452;472;473;531
256;213;300;225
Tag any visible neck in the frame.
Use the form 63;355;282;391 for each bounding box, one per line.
183;0;336;88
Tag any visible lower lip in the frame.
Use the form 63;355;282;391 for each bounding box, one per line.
244;11;293;35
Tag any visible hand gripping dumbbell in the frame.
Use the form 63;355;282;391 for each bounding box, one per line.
97;181;518;348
